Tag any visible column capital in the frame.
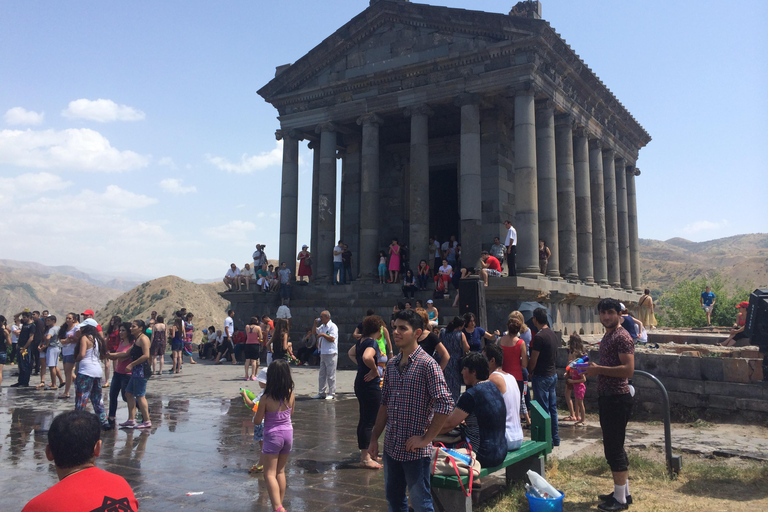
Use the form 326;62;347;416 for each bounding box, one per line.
307;140;319;150
573;126;588;138
508;81;540;97
614;156;625;165
534;98;555;111
336;148;346;159
454;93;481;107
356;113;383;127
315;121;338;134
601;146;615;157
633;167;641;176
403;104;434;118
554;113;575;128
275;129;303;141
588;138;602;151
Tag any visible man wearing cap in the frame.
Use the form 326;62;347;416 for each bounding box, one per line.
720;301;750;347
700;286;716;327
586;298;635;511
81;309;100;330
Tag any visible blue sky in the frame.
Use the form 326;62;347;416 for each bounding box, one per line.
1;0;766;281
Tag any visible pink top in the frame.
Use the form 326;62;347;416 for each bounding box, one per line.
114;342;133;374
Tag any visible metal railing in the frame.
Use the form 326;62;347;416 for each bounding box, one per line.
633;370;683;478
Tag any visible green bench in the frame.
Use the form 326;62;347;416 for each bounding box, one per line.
431;400;552;512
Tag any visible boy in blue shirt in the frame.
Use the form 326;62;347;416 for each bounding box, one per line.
700;286;716;326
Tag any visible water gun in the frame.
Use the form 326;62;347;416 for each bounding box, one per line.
240;388;259;413
567;355;589;374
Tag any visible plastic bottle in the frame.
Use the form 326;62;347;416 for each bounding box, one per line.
527;470;562;499
525;483;543;499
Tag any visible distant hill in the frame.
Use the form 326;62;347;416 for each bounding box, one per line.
96;276;230;343
0;265;122;319
640;233;768;293
0;259;143;291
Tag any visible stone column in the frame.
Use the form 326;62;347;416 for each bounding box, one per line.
554;114;577;281
573;129;594;283
513;88;541;275
535;100;559;278
589;139;608;286
309;141;321;276
315;123;337;283
615;157;632;290
602;148;621;288
357;114;382;280
277;129;300;269
627;167;642;291
406;105;432;267
458;95;482;266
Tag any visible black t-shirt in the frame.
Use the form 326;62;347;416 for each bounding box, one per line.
419;332;440;360
18;323;34;348
621;315;637;339
33;318;46;347
342;250;352;265
530;327;559;377
355;337;381;387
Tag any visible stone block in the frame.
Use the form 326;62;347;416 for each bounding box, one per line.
708;394;739;412
721;358;751;383
556;347;569;368
748;359;764;382
347;52;365;69
680;350;701;357
700;356;724;382
668;390;707;408
736;398;768;413
677;355;702;380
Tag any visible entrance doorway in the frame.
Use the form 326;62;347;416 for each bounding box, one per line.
429;166;459;245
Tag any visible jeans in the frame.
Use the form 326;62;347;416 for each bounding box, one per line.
108;373;131;418
598;394;633;472
279;283;291;300
318;353;337;395
354;381;381;450
507;245;516;276
532;374;560;446
344;264;354;282
17;349;32;386
333;262;345;285
384;452;433;512
417;274;429;289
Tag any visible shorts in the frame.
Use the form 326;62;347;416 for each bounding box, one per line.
171;340;184;351
253;423;264;442
702;304;714;314
262;429;293;455
486;269;502;277
573;382;586;400
0;352;6;364
46;347;61;367
378;263;387;277
63;354;76;364
152;342;166;356
244;344;260;360
125;376;148;398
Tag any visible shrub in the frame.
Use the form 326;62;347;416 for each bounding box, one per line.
656;273;750;328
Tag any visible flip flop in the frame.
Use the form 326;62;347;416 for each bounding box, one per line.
562;416;577;421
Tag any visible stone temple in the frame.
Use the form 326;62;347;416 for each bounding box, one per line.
242;0;651;337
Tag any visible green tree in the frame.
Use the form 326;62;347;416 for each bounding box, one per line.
656;273;750;328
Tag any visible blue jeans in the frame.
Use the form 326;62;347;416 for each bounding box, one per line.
332;262;345;285
17;349;32;386
532;374;560;446
384;452;433;512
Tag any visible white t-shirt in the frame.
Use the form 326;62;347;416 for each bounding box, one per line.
11;324;20;344
333;245;343;263
278;268;291;284
46;327;61;349
429;240;441;259
317;320;338;355
276;305;292;319
224;316;234;338
241;267;255;279
225;268;241;278
505;225;517;247
493;370;523;445
439;264;453;275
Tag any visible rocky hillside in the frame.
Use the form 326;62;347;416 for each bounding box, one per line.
0;259;143;291
0;264;122;319
96;276;230;343
640;233;768;293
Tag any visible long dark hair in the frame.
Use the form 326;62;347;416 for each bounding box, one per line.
120;322;134;343
132;319;149;343
79;324;107;361
273;318;289;352
447;316;465;331
264;359;294;402
107;315;122;336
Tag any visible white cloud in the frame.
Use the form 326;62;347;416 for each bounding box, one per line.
0;172;72;201
203;220;256;244
158;157;177;169
4;107;44;126
0;128;148;172
62;98;145;122
683;219;729;235
159;178;197;195
206;140;283;174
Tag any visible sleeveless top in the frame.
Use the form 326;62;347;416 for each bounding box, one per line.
272;333;286;360
539;247;548;260
375;326;387;358
264;399;293;435
151;328;166;348
78;339;103;378
245;326;261;344
184;321;193;342
492;370;524;445
501;338;525;381
129;341;151;379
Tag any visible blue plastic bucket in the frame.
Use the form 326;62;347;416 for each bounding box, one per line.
525;490;564;512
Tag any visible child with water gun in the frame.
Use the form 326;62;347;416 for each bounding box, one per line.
240;367;268;473
564;333;588;425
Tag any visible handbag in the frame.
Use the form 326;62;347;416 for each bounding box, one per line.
430;442;481;497
305;257;312;266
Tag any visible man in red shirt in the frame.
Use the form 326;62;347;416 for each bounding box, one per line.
22;410;138;512
479;250;502;287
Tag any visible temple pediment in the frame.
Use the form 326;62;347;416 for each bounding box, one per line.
257;2;538;103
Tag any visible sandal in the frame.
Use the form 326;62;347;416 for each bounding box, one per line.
562;416;577;422
58;395;70;399
248;464;264;473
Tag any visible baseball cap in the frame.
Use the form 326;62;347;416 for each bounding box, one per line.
302;244;308;249
619;303;627;311
427;299;434;304
81;309;95;316
78;318;98;329
256;368;268;384
736;301;750;309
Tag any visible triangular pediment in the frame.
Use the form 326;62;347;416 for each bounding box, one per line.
258;2;538;101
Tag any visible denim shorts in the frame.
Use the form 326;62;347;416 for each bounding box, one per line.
253;423;264;442
0;352;6;364
62;354;76;364
125;376;148;397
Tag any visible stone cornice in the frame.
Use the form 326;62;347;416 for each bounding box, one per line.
356;113;383;126
403;104;434;118
315;122;338;134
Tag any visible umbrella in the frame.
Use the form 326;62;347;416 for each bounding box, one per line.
516;301;554;328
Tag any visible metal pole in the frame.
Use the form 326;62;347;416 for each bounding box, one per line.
633;370;682;477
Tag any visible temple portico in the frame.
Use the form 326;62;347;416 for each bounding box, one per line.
257;0;651;335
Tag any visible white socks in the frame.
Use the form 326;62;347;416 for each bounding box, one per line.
614;484;627;504
625;481;630;497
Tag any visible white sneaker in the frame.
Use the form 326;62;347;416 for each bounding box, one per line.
311;393;326;399
325;394;335;400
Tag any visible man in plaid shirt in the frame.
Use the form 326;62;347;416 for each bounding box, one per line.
368;309;454;512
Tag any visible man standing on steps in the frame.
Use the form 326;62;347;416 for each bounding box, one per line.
527;307;560;447
586;298;635;511
504;220;517;277
312;311;338;400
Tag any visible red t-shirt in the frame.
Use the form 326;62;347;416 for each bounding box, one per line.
486;256;501;272
22;466;138;512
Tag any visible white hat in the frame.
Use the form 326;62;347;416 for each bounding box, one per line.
79;318;98;329
427;299;434;304
256;368;268;384
619;303;627;311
